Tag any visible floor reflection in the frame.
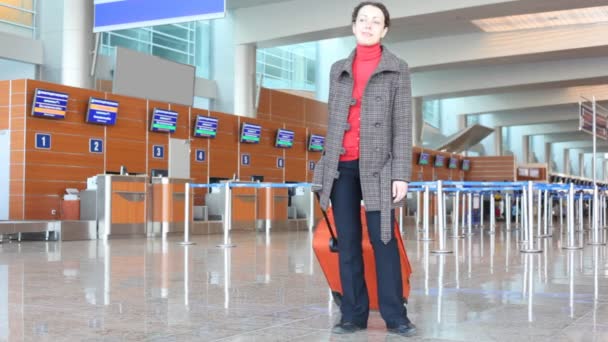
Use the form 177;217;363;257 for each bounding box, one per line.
0;223;608;340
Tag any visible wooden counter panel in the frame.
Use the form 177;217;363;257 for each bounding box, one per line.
24;180;86;196
9;195;24;220
232;187;256;222
24;195;61;220
106;117;146;141
112;180;146;192
25;164;100;182
106;139;146;174
111;193;146;224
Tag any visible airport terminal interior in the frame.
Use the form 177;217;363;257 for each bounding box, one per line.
3;0;608;340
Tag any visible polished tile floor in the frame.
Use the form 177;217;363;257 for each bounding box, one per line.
1;223;608;341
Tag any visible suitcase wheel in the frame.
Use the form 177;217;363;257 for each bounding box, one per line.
329;237;338;253
331;291;342;307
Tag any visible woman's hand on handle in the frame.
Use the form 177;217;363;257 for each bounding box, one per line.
392;180;408;203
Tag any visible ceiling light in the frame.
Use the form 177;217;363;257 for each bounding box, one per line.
472;6;608;33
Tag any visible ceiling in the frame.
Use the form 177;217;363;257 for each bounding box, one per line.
231;0;608;172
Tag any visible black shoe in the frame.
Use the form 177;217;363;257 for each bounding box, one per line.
331;321;366;334
387;322;417;337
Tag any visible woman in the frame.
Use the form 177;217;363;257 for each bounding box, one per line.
312;1;415;337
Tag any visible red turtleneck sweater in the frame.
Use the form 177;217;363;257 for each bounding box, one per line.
340;43;382;162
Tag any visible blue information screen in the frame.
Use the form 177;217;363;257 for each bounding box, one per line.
94;0;226;32
275;129;295;148
31;89;69;119
150;108;178;133
86;97;118;125
193;116;218;138
240;123;261;144
308;134;325;152
448;157;459;169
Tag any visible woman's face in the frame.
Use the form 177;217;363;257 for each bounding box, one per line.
352;5;388;46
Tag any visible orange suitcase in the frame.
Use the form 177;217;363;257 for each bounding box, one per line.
313;205;412;310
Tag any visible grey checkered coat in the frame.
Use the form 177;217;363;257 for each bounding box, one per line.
313;46;412;244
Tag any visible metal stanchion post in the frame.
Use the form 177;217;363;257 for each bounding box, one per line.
589;184;606;246
432;180;452;254
516;195;520;229
480;194;485;228
452;191;463;239
578;194;583;232
218;182;236;248
506;193;512;232
522;181;542;253
443;193;447;233
490;192;495;234
416;191;421;230
419;186;433;241
467;192;473;236
588;197;593;232
521;187;528;244
179;183;196;245
462;192;466;228
540;189;551;238
560;195;564;231
563;183;582;250
536;189;542;240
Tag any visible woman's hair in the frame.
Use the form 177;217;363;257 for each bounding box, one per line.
351;2;390;28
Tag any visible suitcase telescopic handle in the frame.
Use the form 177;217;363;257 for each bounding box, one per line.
314;192;339;252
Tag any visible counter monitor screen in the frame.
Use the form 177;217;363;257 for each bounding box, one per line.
150;108;178;133
448;157;459;169
86;97;118;125
31;88;69;119
418;152;430;165
240;123;261;143
434;155;445;167
275;128;295;148
193;115;218;138
308;134;325;152
461;159;471;171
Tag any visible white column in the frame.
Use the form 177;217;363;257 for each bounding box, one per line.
564;148;570;175
545;142;552;173
61;0;94;88
234;43;256;117
494;126;502;156
39;0;94;88
579;152;585;177
522;135;530;164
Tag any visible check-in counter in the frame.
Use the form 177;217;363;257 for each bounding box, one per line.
97;175;148;239
148;177;190;237
257;187;289;230
231;185;257;230
290;186;318;230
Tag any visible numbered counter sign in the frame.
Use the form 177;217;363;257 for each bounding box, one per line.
309;161;315;171
35;133;51;150
89;139;104;154
277;157;284;169
241;153;251;166
195;149;206;162
153;145;165;159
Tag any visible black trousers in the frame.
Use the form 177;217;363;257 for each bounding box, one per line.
330;160;409;328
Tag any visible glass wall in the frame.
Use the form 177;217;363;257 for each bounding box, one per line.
422;99;441;128
0;0;35;37
100;21;211;78
256;42;316;92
